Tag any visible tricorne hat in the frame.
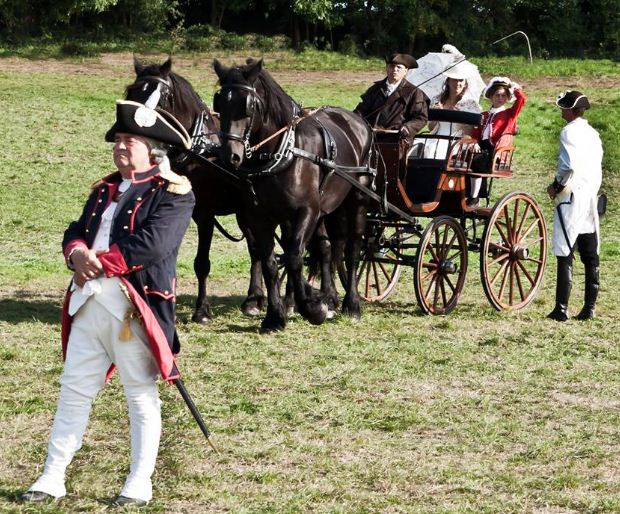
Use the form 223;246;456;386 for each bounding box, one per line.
105;100;191;149
556;90;590;110
386;53;418;69
483;76;514;100
443;59;479;80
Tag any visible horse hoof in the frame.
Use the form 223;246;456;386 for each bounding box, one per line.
259;322;286;334
242;306;261;317
304;301;328;326
191;314;211;324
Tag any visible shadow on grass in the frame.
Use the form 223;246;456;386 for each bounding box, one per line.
0;297;61;324
0;487;21;503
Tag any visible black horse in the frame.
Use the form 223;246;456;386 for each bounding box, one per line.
126;58;266;322
213;58;373;332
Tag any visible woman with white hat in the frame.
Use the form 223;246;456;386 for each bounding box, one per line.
424;59;482;159
469;76;526;205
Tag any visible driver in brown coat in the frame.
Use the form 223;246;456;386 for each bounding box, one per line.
354;53;430;142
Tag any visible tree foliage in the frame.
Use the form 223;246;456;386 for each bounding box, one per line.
0;0;618;58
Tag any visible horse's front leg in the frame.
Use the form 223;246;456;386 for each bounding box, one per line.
285;211;328;326
252;221;286;333
342;194;368;321
314;219;339;318
192;209;215;323
236;211;265;317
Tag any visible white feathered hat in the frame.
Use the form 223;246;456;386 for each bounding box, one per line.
483;76;515;101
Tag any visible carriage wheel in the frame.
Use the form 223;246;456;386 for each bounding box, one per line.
480;192;547;311
414;216;468;315
339;224;404;302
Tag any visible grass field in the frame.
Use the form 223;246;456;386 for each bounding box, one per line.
1;51;620;513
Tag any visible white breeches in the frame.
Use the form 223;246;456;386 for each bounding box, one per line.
28;299;161;501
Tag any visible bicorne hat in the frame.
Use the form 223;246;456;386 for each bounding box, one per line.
556;90;590;110
105;100;191;149
386;53;418;69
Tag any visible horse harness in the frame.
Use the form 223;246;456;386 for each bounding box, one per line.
214;83;377;200
133;75;220;170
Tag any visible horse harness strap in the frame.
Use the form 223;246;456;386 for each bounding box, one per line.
172;110;219;170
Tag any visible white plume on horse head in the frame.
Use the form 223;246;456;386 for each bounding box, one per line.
144;88;161;110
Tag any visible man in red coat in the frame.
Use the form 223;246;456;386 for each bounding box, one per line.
21;101;194;507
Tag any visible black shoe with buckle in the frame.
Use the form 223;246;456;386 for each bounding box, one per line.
20;490;56;503
112;495;148;507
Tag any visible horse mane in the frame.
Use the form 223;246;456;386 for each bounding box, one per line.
222;61;300;128
124;62;206;125
255;67;300;127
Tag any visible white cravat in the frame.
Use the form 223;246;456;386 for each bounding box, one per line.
68;179;132;316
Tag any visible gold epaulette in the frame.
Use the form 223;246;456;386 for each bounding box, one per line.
160;168;193;195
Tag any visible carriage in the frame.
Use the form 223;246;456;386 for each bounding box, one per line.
128;58;547;330
348;108;548;315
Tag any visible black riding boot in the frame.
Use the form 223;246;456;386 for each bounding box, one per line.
575;266;599;320
547;256;572;322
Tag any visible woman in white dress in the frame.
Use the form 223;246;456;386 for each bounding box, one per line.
423;60;482;159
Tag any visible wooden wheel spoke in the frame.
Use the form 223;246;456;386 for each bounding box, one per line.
433;273;441;308
517;218;541;245
491;259;510;288
489;252;510;267
520;235;544;249
444;273;457;294
513;261;526;301
509;262;515;304
443;230;458;258
439;277;448;307
424;273;438;299
439;226;451;258
371;262;382;294
516;259;536;286
511;199;520;242
503;205;514;245
492;219;511;249
422;264;437;282
446;249;463;262
378;261;395;282
515;201;531;237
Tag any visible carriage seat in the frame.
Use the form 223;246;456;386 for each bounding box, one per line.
404;158;445;204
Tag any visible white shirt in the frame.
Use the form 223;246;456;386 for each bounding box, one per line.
481;105;505;141
68;179;132;316
385;80;402;96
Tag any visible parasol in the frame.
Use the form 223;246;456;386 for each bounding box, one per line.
406;51;485;105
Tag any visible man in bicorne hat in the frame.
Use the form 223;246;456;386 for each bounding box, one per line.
354;53;429;142
547;90;603;321
21;100;195;506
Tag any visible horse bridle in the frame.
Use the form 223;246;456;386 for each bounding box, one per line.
133;75;174;110
214;84;264;158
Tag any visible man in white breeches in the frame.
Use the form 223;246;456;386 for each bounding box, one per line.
21;100;194;506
